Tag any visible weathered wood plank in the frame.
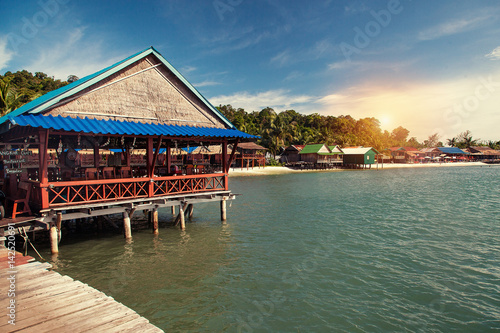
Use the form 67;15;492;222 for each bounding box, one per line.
0;250;163;333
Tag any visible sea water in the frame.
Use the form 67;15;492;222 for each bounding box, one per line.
42;166;500;332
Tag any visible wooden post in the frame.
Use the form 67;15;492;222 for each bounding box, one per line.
186;204;194;219
153;209;159;235
39;130;50;209
166;140;171;172
123;211;132;239
94;143;100;169
220;197;227;221
50;223;59;254
56;212;62;242
222;140;228;174
171;205;176;215
179;204;186;230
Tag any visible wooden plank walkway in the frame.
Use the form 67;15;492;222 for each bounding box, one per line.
0;248;163;332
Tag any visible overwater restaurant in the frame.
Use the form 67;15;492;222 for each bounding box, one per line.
0;47;256;251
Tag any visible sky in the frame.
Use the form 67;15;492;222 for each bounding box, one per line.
1;0;500;142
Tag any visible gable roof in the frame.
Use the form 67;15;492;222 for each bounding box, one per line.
328;145;344;154
0;46;234;129
342;147;380;155
299;144;329;154
237;142;267;150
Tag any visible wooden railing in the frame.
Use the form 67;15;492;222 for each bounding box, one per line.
37;173;227;209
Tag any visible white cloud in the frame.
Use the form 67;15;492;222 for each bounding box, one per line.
418;16;486;41
270;49;291;67
210;89;315;112
181;65;197;74
23;27;124;80
193;80;220;87
485;46;500;60
0;37;13;72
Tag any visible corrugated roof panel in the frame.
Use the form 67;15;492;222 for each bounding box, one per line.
437;147;468;154
9;114;258;139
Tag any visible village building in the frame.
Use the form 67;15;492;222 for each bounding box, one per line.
342;147;380;168
232;142;266;169
386;147;426;163
280;145;305;164
298;144;343;168
465;146;500;161
0;47;256;252
432;147;469;161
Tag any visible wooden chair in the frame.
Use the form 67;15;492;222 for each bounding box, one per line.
102;167;116;179
119;166;131;178
85;168;99;180
6;181;32;219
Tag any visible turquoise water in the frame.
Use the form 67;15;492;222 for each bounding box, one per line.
42;166;500;332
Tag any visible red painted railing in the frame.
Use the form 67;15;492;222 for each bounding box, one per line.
38;173;227;209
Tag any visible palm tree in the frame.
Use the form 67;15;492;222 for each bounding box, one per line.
0;80;21;116
446;137;457;147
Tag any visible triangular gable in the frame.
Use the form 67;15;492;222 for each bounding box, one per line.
299;144;330;154
0;47;234;129
328;145;344;154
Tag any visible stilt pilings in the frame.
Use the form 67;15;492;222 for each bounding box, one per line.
123;211;132;239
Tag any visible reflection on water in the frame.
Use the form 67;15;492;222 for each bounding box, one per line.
34;166;500;332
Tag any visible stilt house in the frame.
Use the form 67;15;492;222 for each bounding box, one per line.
0;47;256;234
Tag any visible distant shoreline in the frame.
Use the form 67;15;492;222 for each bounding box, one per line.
228;161;490;177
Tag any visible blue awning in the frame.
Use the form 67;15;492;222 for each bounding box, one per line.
9;114;258;139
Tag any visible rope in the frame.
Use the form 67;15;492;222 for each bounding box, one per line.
17;227;45;261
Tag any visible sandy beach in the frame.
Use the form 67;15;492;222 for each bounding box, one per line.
228;161;489;177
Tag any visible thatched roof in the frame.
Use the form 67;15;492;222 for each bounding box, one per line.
237;142;267;150
1;47;233;130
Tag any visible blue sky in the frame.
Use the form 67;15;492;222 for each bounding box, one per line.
1;0;500;142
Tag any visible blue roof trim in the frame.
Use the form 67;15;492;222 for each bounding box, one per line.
10;115;258;139
437;147;469;154
0;46;236;129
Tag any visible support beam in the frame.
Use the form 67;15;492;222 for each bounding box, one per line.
50;223;58;254
39;130;50;209
227;139;240;173
123;211;132;239
166;141;171;171
153;209;159;235
94;143;100;169
171;205;176;215
151;136;163;176
186;204;194;219
222;139;228;174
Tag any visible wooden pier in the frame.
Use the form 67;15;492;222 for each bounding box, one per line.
0;248;163;332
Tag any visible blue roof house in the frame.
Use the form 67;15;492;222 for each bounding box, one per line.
0;47;256;239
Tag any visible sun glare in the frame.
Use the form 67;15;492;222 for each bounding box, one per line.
380;115;391;128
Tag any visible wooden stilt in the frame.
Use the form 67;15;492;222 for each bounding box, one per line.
123;211;132;239
186;204;194;219
171;205;176;215
56;212;62;243
220;197;227;221
153;209;159;235
179;204;186;230
50;223;59;254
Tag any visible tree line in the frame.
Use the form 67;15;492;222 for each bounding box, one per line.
217;105;500;155
1;70;498;154
0;70;74;116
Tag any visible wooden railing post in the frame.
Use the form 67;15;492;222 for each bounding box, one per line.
38;129;50;209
